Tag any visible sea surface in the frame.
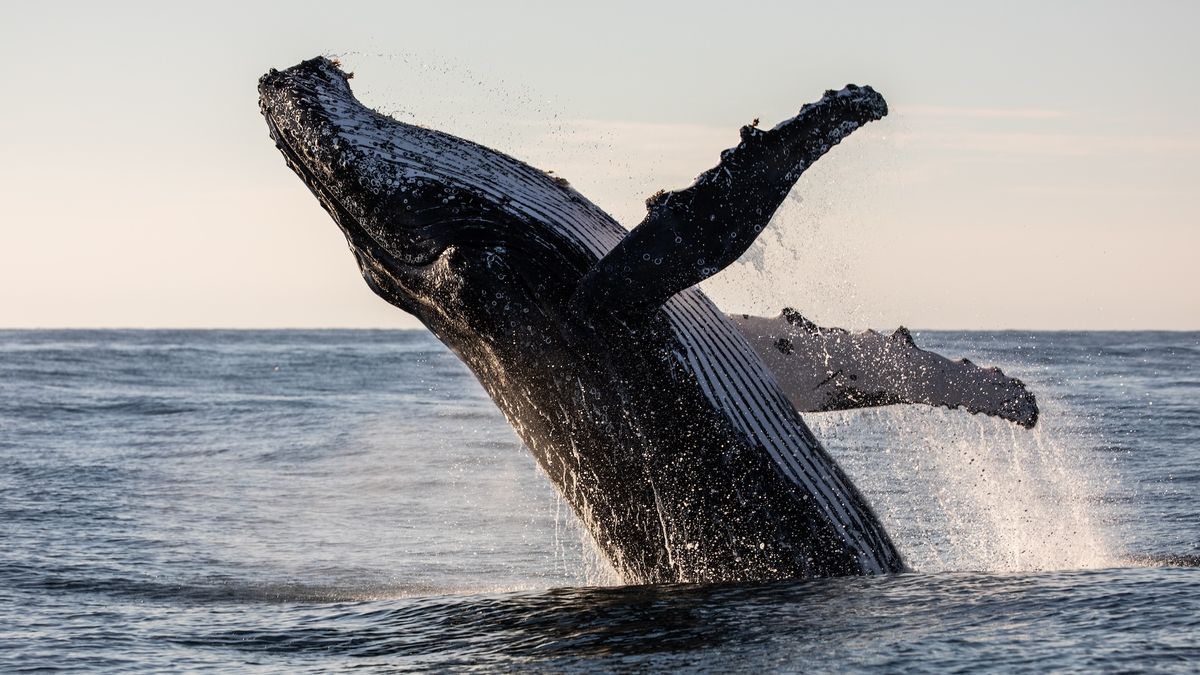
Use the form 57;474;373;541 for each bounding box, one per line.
1;329;1197;672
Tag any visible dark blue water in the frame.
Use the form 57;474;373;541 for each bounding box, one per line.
2;330;1197;671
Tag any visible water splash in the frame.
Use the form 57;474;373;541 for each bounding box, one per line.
812;400;1122;573
532;397;1124;583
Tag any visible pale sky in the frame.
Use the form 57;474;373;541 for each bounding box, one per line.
2;1;1197;330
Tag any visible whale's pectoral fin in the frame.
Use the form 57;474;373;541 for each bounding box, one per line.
569;86;888;320
732;309;1040;428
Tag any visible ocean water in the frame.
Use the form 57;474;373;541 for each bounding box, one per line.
1;329;1197;671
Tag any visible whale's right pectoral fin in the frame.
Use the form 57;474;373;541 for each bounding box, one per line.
569;86;888;321
732;309;1040;428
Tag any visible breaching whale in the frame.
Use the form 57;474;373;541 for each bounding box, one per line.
258;57;1037;583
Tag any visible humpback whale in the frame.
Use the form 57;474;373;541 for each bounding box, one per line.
259;57;1037;583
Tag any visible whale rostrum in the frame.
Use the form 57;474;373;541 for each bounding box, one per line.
259;57;1037;583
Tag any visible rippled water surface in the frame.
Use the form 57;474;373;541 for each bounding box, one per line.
2;330;1197;671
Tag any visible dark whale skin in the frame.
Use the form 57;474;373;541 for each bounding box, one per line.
259;57;903;583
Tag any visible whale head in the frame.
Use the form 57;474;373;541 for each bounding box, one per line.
257;58;451;302
258;57;612;330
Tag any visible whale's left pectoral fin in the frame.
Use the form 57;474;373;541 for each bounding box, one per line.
569;86;888;320
732;309;1040;428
